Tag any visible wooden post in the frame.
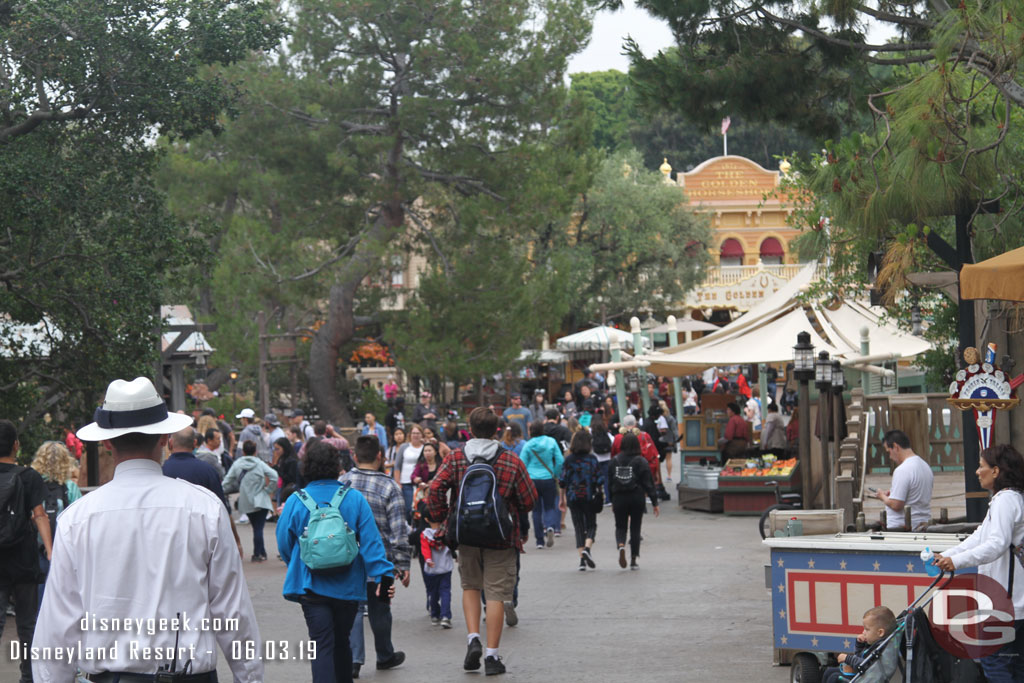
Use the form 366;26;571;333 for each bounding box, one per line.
798;379;812;508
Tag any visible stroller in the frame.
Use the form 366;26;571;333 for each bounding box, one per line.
840;569;972;683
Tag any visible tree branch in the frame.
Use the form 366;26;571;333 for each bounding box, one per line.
0;104;95;143
754;6;933;53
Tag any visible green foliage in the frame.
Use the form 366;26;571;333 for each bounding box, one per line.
0;0;284;432
160;0;601;419
551;148;712;326
0;129;192;427
354;387;387;421
569;69;819;172
0;0;283;142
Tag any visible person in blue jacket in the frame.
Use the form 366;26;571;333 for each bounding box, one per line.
519;421;565;548
277;440;395;683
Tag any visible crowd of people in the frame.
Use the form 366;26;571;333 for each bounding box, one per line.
7;364;1024;683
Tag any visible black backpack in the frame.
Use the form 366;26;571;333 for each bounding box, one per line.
611;455;640;493
0;466;29;547
451;454;514;548
41;480;68;537
592;428;612;454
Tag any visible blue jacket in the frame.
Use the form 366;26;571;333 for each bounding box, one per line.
519;435;564;480
362;423;388;450
277;479;394;603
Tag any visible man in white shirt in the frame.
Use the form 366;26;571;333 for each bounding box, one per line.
33;377;263;683
876;429;934;531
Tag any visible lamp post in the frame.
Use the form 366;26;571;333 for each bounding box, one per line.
229;367;239;416
793;332;815;506
815;351;833;508
831;359;845;510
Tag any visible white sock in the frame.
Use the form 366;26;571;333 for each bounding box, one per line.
486;648;499;659
468;632;480;645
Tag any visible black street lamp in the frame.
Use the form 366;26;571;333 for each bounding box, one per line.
793;332;815;506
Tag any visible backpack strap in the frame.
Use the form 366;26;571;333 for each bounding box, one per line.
295;488;318;513
330;482;351;509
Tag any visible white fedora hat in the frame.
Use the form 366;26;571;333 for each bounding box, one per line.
77;377;194;441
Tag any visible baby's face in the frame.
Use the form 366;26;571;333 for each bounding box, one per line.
859;617;886;644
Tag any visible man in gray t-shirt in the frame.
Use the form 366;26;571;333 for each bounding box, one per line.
877;429;934;530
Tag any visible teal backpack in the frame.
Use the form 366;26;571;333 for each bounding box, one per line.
296;484;359;572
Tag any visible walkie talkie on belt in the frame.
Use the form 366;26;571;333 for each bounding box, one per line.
154;612;190;682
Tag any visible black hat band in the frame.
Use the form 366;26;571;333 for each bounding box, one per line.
94;403;169;429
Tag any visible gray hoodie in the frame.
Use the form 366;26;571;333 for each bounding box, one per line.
463;438;500;463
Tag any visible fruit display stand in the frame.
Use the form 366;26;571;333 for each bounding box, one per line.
717;458;799;516
762;532;972;667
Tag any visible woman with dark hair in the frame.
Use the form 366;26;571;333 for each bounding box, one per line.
411;441;441;488
519;420;564;549
720;401;751;464
277;441;394;683
272;436;301;510
934;444;1024;681
559;430;603;571
608;432;659;570
591;420;614;503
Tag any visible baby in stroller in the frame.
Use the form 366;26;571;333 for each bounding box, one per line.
823;606;900;683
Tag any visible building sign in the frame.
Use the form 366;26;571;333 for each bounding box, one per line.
684;269;789;311
680;157;779;203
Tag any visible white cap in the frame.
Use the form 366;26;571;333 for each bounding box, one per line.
236;408;255;419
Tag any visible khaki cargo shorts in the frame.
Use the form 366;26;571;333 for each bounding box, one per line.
457;546;518;602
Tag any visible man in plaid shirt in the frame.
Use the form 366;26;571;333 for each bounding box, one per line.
427;407;537;676
340;435;411;676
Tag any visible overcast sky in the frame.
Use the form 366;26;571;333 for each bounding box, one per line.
567;0;674;76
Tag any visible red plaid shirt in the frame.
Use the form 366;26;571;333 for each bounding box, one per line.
426;446;537;552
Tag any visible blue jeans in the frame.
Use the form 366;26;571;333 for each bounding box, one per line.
401;483;415;522
531;478;560;544
249;509;268;558
980;619;1024;682
349;583;395;666
423;571;452;619
300;595;359;683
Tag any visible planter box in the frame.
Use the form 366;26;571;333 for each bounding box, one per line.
682;466;721;490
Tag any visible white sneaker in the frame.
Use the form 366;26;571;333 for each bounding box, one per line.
545;527;555;547
237;514;249;524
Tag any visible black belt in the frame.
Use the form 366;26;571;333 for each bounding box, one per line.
90;672;217;683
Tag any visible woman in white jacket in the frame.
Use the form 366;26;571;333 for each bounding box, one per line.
935;443;1024;681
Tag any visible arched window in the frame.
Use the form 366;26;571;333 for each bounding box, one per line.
719;238;743;267
759;237;784;265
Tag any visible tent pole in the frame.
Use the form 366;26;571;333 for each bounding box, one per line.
758;363;768;425
631;317;650;415
668;316;684;485
611;342;627;426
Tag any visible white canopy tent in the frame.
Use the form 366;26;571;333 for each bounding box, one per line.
640;263;932;376
555;325;647;353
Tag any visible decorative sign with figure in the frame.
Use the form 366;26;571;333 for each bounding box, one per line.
948;344;1023;449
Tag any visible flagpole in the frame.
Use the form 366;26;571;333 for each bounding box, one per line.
724;132;727;157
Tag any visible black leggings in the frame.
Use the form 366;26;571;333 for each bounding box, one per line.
612;491;646;558
568;500;597;548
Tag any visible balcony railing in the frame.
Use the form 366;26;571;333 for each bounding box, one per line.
702;262;814;287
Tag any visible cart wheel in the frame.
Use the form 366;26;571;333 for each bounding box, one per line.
790;653;822;683
759;503;795;539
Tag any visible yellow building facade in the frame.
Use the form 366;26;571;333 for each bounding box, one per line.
663;155;809;314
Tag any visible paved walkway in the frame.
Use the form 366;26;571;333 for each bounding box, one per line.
3;483;792;682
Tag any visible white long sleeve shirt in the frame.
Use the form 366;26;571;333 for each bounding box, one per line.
32;459;263;682
944;488;1024;619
